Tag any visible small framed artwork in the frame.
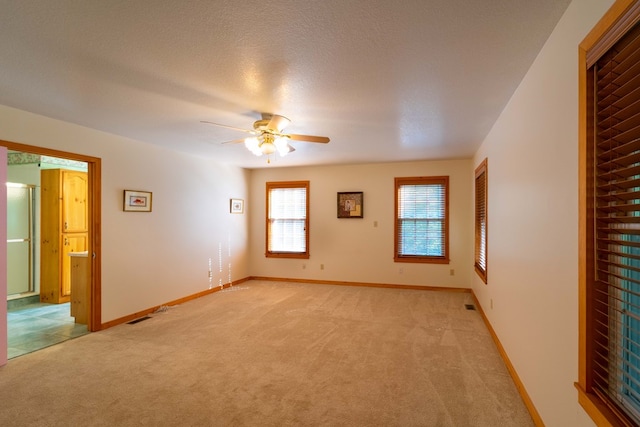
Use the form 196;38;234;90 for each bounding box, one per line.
123;190;152;212
337;192;363;218
230;198;244;214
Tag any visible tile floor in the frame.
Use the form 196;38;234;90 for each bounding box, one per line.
7;302;89;359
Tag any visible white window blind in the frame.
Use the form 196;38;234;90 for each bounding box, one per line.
266;182;309;257
395;176;449;263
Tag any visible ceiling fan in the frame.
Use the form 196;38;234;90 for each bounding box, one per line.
202;113;330;162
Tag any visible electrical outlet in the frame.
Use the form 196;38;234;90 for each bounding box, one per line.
450;269;455;276
302;263;306;270
373;220;378;227
490;299;493;309
399;267;403;275
320;264;325;270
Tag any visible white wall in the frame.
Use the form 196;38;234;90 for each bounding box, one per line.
250;160;473;288
0;104;250;323
471;0;614;426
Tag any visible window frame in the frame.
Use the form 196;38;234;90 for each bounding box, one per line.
265;181;310;259
474;159;488;283
394;176;450;264
578;1;640;426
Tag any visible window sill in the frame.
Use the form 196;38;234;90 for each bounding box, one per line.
266;252;310;259
474;266;487;284
575;382;635;427
394;256;450;264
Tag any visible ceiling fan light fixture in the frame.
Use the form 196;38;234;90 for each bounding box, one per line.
274;136;292;156
204;113;329;162
244;137;262;156
260;141;276;155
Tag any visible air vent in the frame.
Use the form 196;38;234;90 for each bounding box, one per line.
464;304;476;311
127;316;151;324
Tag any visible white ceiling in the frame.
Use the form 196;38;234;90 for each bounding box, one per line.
0;0;571;169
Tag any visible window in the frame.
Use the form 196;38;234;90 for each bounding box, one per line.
475;159;488;283
579;3;640;426
266;181;309;259
394;176;449;263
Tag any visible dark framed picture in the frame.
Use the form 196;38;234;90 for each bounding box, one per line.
230;198;244;214
123;190;152;212
337;192;363;218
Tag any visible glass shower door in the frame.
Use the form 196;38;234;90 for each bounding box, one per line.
7;183;35;297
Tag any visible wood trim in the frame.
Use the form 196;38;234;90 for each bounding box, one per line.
265;252;310;259
474;158;488;284
575;384;635;427
471;291;544;426
249;276;471;293
583;0;640;67
394;256;450;264
578;41;591;393
0;139;102;332
265;180;310;259
100;277;251;330
394;175;450;264
576;387;614;427
89;159;101;332
578;2;639;426
0;140;100;164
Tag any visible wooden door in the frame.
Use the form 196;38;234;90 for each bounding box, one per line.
61;233;87;297
70;254;89;324
40;170;61;303
62;171;88;233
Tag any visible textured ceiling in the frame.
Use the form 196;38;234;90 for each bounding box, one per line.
0;0;571;168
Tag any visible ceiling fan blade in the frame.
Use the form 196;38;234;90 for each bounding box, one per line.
219;138;248;145
201;120;258;135
266;114;291;132
286;133;330;143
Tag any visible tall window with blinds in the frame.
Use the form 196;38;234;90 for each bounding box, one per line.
266;181;309;259
475;159;488;283
581;13;640;426
394;176;449;264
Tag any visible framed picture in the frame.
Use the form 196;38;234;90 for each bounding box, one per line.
123;190;152;212
337;192;363;218
230;198;244;214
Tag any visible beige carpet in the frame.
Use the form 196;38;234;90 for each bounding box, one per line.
0;280;534;426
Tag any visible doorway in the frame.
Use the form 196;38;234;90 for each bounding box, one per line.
2;141;101;361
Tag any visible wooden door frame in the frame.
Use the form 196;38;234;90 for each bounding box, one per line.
2;140;101;331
